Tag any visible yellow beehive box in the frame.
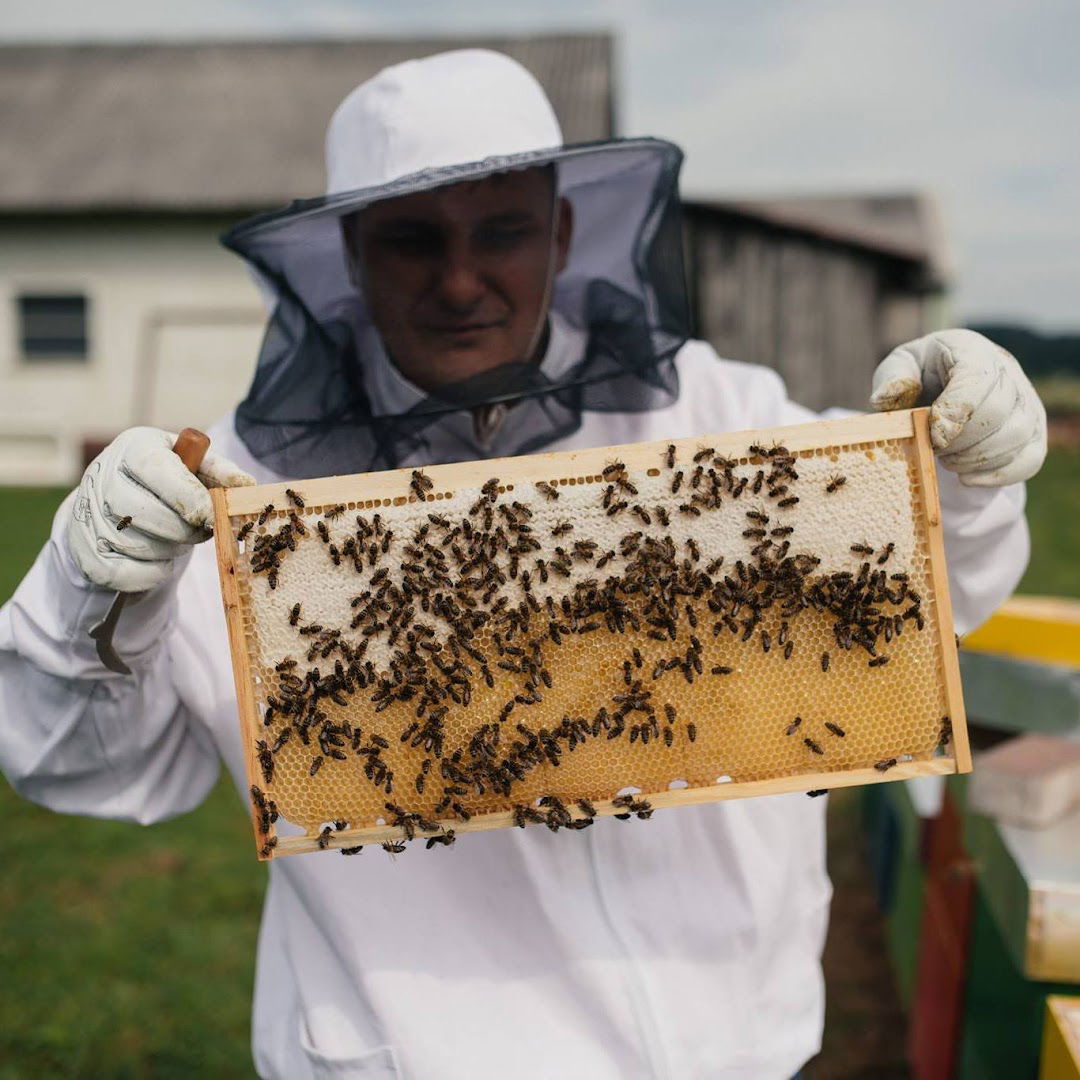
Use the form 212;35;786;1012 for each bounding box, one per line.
1042;997;1080;1080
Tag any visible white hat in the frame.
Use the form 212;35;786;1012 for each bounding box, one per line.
325;50;563;196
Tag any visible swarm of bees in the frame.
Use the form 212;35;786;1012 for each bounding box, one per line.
237;437;941;859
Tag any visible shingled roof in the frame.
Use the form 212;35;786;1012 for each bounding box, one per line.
0;36;614;212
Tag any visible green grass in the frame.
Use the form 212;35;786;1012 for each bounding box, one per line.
0;487;264;1079
0;446;1076;1077
1017;447;1080;598
1033;374;1080;416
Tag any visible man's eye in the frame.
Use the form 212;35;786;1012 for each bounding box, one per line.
378;230;442;257
476;225;534;251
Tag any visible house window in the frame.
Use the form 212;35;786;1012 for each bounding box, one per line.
18;294;89;360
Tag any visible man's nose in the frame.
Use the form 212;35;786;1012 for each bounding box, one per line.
435;250;487;311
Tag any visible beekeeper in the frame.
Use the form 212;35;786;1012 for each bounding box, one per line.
0;49;1045;1080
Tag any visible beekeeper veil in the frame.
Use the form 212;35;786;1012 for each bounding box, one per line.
223;49;689;477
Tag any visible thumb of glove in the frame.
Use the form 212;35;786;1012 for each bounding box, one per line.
869;345;925;412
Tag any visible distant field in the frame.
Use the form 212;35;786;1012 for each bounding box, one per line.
0;443;1076;1076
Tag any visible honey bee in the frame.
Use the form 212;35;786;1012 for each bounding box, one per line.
679;504;701;517
825;475;847;494
410;470;434;499
876;542;895;565
258;504;274;525
804;737;824;755
671;471;684;494
785;717;803;736
382;841;407;855
317;520;330;543
748;443;768;458
686;722;697;743
602;461;625;479
256;740;274;783
285;488;305;508
655;506;670;527
237;521;254;541
632;505;652;525
938;716;952;748
746;509;769;524
310;756;324;777
777;496;799;509
665;444;676;468
340;846;364;856
806;790;829;798
116;515;133;531
324;504;346;521
850;543;874;556
552;521;573;537
824;722;846;738
536;481;560;501
711;664;733;675
770;525;793;537
868;656;890;667
874;758;897;772
328;544;341;566
693;446;714;463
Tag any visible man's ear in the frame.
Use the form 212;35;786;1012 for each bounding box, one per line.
554;197;573;275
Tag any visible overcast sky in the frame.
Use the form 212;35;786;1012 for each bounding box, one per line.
6;0;1078;330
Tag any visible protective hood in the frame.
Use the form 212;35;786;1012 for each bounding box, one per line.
223;49;690;478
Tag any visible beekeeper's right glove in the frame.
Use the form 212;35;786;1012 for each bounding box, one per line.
66;426;255;593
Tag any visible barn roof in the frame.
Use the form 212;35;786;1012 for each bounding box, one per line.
0;36;614;212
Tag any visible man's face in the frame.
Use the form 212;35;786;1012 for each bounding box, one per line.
350;168;572;394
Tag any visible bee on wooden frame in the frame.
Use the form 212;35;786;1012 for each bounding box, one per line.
256;740;274;783
258;504;275;525
285;488;305;508
411;470;434;499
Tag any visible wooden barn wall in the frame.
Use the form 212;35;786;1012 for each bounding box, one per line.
687;219;891;412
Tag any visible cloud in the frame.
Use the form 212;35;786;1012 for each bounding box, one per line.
4;0;1078;328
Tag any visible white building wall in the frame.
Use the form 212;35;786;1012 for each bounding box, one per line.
0;215;266;485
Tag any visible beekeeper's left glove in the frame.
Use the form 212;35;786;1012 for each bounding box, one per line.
869;329;1047;487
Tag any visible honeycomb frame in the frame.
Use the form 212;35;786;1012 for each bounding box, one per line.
212;408;968;859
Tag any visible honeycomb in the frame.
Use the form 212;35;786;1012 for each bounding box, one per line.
214;411;965;859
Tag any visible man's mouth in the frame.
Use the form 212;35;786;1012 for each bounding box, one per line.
425;320;502;334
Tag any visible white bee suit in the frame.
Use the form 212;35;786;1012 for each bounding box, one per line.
0;336;1027;1079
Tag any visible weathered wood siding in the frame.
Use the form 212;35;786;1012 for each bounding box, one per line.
685;210;938;412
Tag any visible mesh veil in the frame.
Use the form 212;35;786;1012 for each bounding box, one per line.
222;138;690;478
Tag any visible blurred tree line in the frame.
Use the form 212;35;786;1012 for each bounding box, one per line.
969;323;1080;378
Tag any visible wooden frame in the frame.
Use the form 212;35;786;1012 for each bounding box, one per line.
213;407;968;858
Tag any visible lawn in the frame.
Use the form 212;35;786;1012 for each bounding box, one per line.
0;490;265;1079
0;449;1077;1078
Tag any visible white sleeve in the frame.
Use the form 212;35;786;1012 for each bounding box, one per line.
759;366;1030;636
0;491;220;823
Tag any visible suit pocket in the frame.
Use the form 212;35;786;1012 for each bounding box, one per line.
298;1020;402;1079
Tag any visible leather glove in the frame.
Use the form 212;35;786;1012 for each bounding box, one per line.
870;329;1047;487
67;427;255;593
